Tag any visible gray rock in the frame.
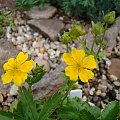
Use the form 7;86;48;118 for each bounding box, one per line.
34;57;50;72
26;6;57;19
108;58;120;80
0;39;19;92
104;16;120;49
80;32;98;52
32;62;66;99
28;19;65;41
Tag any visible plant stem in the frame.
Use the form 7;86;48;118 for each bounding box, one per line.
97;24;108;54
61;81;73;105
66;44;69;52
91;34;97;52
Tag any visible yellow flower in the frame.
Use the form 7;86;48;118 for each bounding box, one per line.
2;52;34;86
63;48;97;82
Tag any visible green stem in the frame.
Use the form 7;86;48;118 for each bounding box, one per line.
61;81;73;105
66;44;69;52
91;34;97;52
97;24;108;54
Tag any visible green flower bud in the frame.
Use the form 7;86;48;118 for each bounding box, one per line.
59;32;71;44
103;11;115;24
92;22;104;35
70;24;84;39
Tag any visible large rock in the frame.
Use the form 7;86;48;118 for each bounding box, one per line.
0;39;18;92
75;32;98;53
32;62;66;99
28;19;65;41
26;6;57;19
108;58;120;80
0;0;15;8
104;17;120;49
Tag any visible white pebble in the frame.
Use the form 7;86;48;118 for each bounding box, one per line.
9;85;18;96
106;60;111;67
110;75;118;81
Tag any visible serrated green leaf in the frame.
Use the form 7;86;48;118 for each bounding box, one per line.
18;87;38;120
88;106;101;119
79;110;96;120
99;101;119;120
27;64;46;86
38;93;63;120
57;106;80;120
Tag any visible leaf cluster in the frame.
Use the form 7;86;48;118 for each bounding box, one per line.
0;11;14;36
57;97;120;120
49;0;119;21
60;11;115;60
16;0;49;9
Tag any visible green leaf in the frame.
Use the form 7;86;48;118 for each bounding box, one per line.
99;101;119;120
79;110;96;120
18;87;38;120
10;100;18;113
88;106;101;119
38;93;63;120
57;106;80;120
13;101;29;120
0;111;15;120
98;51;107;59
27;64;46;86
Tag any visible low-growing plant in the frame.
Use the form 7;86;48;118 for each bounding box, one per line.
49;0;119;21
0;11;119;120
60;11;116;60
0;11;14;36
114;0;120;13
16;0;49;9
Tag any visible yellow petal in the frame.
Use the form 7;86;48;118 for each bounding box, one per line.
19;60;34;73
16;52;28;65
81;55;97;69
2;70;13;84
3;58;15;70
71;48;85;64
79;69;94;82
65;66;78;81
63;53;76;65
13;70;28;86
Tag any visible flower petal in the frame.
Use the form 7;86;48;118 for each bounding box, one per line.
2;70;13;84
19;60;34;73
79;69;94;82
63;53;76;65
16;52;28;65
81;55;97;69
65;66;78;81
3;58;15;70
13;70;28;86
71;48;85;64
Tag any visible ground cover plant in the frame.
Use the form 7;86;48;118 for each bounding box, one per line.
0;11;120;120
0;11;14;36
15;0;120;21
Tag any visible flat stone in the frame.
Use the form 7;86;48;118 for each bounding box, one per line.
108;58;120;80
28;19;65;41
104;16;120;49
32;62;66;99
26;6;57;19
0;39;19;92
77;32;98;52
